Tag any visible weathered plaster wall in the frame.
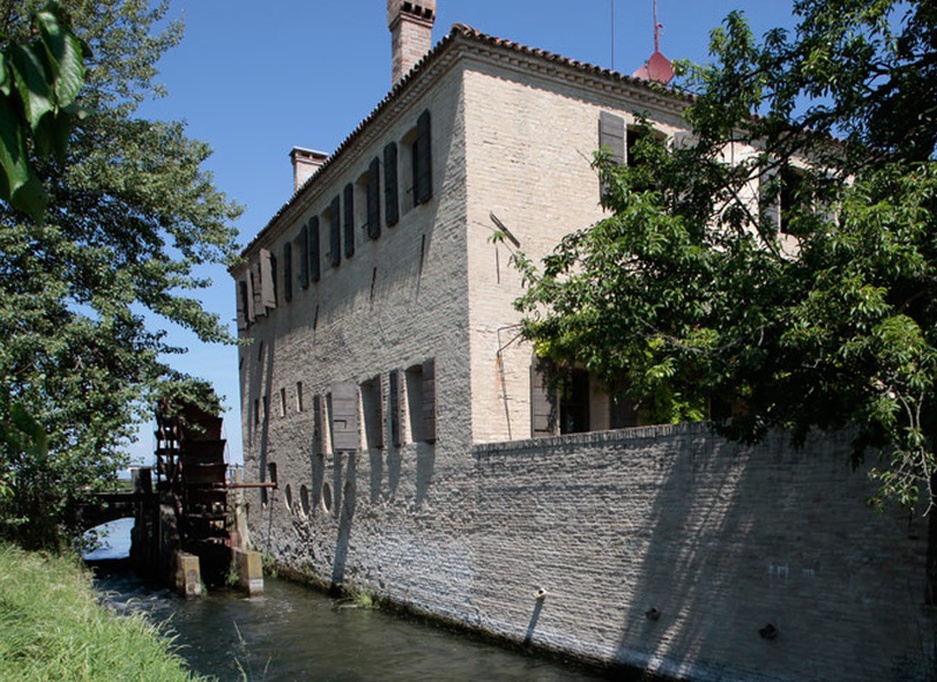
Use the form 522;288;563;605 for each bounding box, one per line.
250;423;934;681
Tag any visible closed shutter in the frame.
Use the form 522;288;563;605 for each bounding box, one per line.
384;142;399;227
312;394;324;456
530;359;557;437
236;280;248;330
414;109;432;206
367;157;381;240
282;241;293;303
388;370;401;447
343;183;355;259
259;249;277;310
330;381;359;452
329;196;341;267
599;111;625;164
422;357;436;444
299;223;309;290
250;262;262;315
309;216;321;282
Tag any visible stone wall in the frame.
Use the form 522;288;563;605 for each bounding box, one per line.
249;423;935;681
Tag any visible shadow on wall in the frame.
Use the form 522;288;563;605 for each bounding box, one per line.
611;428;931;681
416;442;435;508
256;337;276;550
331;453;357;592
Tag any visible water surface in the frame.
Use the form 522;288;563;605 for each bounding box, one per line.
94;570;614;681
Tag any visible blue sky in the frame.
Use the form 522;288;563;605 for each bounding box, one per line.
129;0;796;465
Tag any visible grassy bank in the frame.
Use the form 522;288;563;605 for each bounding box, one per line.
0;543;205;681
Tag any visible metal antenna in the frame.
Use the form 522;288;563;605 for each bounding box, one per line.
610;0;615;71
654;0;661;53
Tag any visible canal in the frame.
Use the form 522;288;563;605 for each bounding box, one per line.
89;521;614;681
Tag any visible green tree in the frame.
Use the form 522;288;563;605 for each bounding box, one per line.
0;0;240;550
514;0;937;600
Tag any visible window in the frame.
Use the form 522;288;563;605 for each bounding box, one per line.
343;183;355;259
298;223;310;290
309;216;321;282
530;360;591;436
279;387;287;417
530;358;557;437
388;369;401;446
327;196;341;267
236;280;250;330
282;241;293;303
361;376;383;449
779;164;810;236
412;109;432;206
405;359;436;443
609;374;639;429
330;381;359;452
253;398;260;427
384;142;399;227
367;157;381;239
560;369;590;434
296;381;304;413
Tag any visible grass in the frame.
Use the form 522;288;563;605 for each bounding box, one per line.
0;543;208;681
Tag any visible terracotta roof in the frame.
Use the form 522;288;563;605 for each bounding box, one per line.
236;23;691;263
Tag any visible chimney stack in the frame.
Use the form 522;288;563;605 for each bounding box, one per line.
387;1;436;86
290;147;328;193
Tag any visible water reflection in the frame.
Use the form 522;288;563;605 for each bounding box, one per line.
93;571;613;681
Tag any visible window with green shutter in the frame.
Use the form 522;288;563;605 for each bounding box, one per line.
413;109;432;206
329;196;341;267
343;183;355;259
309;216;321;282
299;223;309;290
367;157;381;239
282;241;293;303
384;142;399;227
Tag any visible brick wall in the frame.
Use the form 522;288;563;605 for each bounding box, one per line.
249;422;933;680
471;425;935;680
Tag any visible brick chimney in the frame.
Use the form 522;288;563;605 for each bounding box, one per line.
290;147;328;193
387;0;436;86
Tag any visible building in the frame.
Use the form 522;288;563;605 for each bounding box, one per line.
232;1;694;461
231;3;933;679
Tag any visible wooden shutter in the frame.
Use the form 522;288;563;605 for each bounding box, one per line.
367;157;381;240
388;370;401;447
309;216;321;282
414;109;432;206
282;241;293;303
530;359;557;437
362;376;383;449
329;196;341;267
312;394;324;456
299;223;309;290
384;142;399;227
259;249;277;310
422;357;436;443
330;381;359;452
248;264;260;319
343;183;355;259
250;262;262;316
236;280;248;330
599;111;625;164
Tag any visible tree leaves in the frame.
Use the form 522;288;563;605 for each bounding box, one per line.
0;1;240;549
0;1;87;222
516;0;937;515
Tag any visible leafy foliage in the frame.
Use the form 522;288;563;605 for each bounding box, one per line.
0;1;241;549
0;2;87;222
515;0;937;515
